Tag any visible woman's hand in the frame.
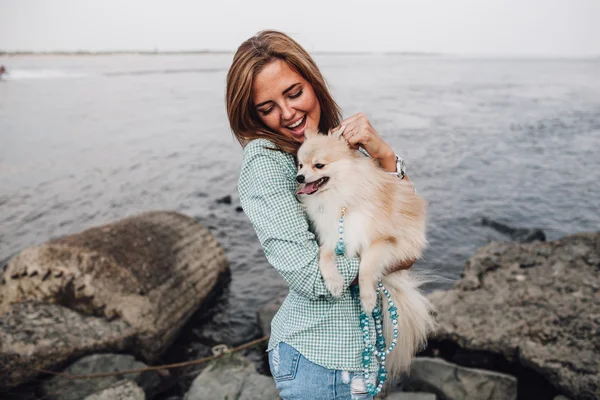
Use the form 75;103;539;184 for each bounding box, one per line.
334;113;397;172
387;258;416;273
350;259;415;286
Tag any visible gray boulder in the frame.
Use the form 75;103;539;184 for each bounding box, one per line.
42;353;164;400
184;353;278;400
0;211;229;388
0;302;135;388
428;232;600;399
405;357;516;400
385;393;437;400
84;380;145;400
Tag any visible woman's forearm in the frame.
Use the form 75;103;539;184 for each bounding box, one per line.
378;150;397;172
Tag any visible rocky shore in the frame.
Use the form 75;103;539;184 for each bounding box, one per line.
0;211;597;399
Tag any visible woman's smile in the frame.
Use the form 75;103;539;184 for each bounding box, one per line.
285;115;307;137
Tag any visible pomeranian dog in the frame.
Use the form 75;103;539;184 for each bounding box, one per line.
296;127;435;376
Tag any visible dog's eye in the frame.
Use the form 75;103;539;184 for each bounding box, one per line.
315;163;325;169
298;163;303;169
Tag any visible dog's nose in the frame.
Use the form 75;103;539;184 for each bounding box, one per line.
296;175;305;183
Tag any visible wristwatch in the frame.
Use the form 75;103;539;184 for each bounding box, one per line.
387;154;406;179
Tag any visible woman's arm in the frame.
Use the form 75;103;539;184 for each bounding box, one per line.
238;144;361;301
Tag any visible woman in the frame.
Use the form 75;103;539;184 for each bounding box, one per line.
227;30;413;400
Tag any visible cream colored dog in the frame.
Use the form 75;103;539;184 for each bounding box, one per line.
296;127;435;376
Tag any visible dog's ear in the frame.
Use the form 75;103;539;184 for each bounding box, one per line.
303;128;320;140
328;125;347;139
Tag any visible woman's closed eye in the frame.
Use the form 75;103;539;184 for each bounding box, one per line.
288;89;303;99
257;90;303;116
259;107;274;116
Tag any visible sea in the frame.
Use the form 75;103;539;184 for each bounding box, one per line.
1;53;599;349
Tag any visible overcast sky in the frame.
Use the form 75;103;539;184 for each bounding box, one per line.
1;0;599;56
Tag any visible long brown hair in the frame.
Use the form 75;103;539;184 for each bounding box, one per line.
226;30;342;155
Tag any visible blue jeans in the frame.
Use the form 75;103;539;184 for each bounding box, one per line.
268;342;374;400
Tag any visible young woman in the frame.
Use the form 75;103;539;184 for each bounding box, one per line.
227;30;413;400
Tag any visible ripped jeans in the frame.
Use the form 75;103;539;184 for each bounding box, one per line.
268;342;374;400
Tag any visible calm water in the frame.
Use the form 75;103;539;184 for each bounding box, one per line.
1;54;600;336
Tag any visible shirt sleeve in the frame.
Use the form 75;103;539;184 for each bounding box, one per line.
238;144;360;301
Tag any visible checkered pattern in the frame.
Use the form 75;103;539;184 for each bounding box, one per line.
238;138;377;372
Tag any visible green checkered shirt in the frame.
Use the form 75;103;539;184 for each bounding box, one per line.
238;138;378;372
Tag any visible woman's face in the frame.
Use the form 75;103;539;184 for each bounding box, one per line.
252;59;321;143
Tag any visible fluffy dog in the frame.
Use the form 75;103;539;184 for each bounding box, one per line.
296;128;435;376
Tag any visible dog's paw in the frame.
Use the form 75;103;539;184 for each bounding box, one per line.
324;273;344;298
361;292;377;314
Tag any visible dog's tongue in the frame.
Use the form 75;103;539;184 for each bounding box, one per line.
297;182;320;195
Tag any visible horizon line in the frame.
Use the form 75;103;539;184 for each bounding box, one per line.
0;49;598;59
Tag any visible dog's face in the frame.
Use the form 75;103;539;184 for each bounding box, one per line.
296;129;353;196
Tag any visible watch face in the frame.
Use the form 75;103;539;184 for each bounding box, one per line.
396;156;406;176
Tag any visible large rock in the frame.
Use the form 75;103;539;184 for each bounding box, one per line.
42;353;164;400
0;302;135;389
184;353;278;400
405;357;516;400
386;393;437;400
0;211;229;387
428;232;600;399
83;380;146;400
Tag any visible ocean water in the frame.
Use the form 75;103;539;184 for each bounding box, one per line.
1;54;600;342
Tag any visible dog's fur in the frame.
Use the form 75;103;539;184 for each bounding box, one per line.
296;128;436;377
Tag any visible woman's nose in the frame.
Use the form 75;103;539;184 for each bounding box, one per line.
281;103;295;121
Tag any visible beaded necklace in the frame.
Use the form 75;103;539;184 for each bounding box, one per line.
340;208;399;396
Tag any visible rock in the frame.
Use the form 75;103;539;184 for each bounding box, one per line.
481;217;546;242
257;296;286;336
215;195;232;205
0;211;229;388
42;353;164;400
385;393;437;400
428;232;600;399
184;353;278;400
83;380;146;400
0;302;135;389
404;357;516;400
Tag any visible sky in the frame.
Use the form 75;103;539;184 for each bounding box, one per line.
1;0;599;56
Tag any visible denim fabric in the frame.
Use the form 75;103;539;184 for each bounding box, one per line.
268;342;375;400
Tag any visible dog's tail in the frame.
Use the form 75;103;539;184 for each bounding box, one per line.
381;270;436;379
